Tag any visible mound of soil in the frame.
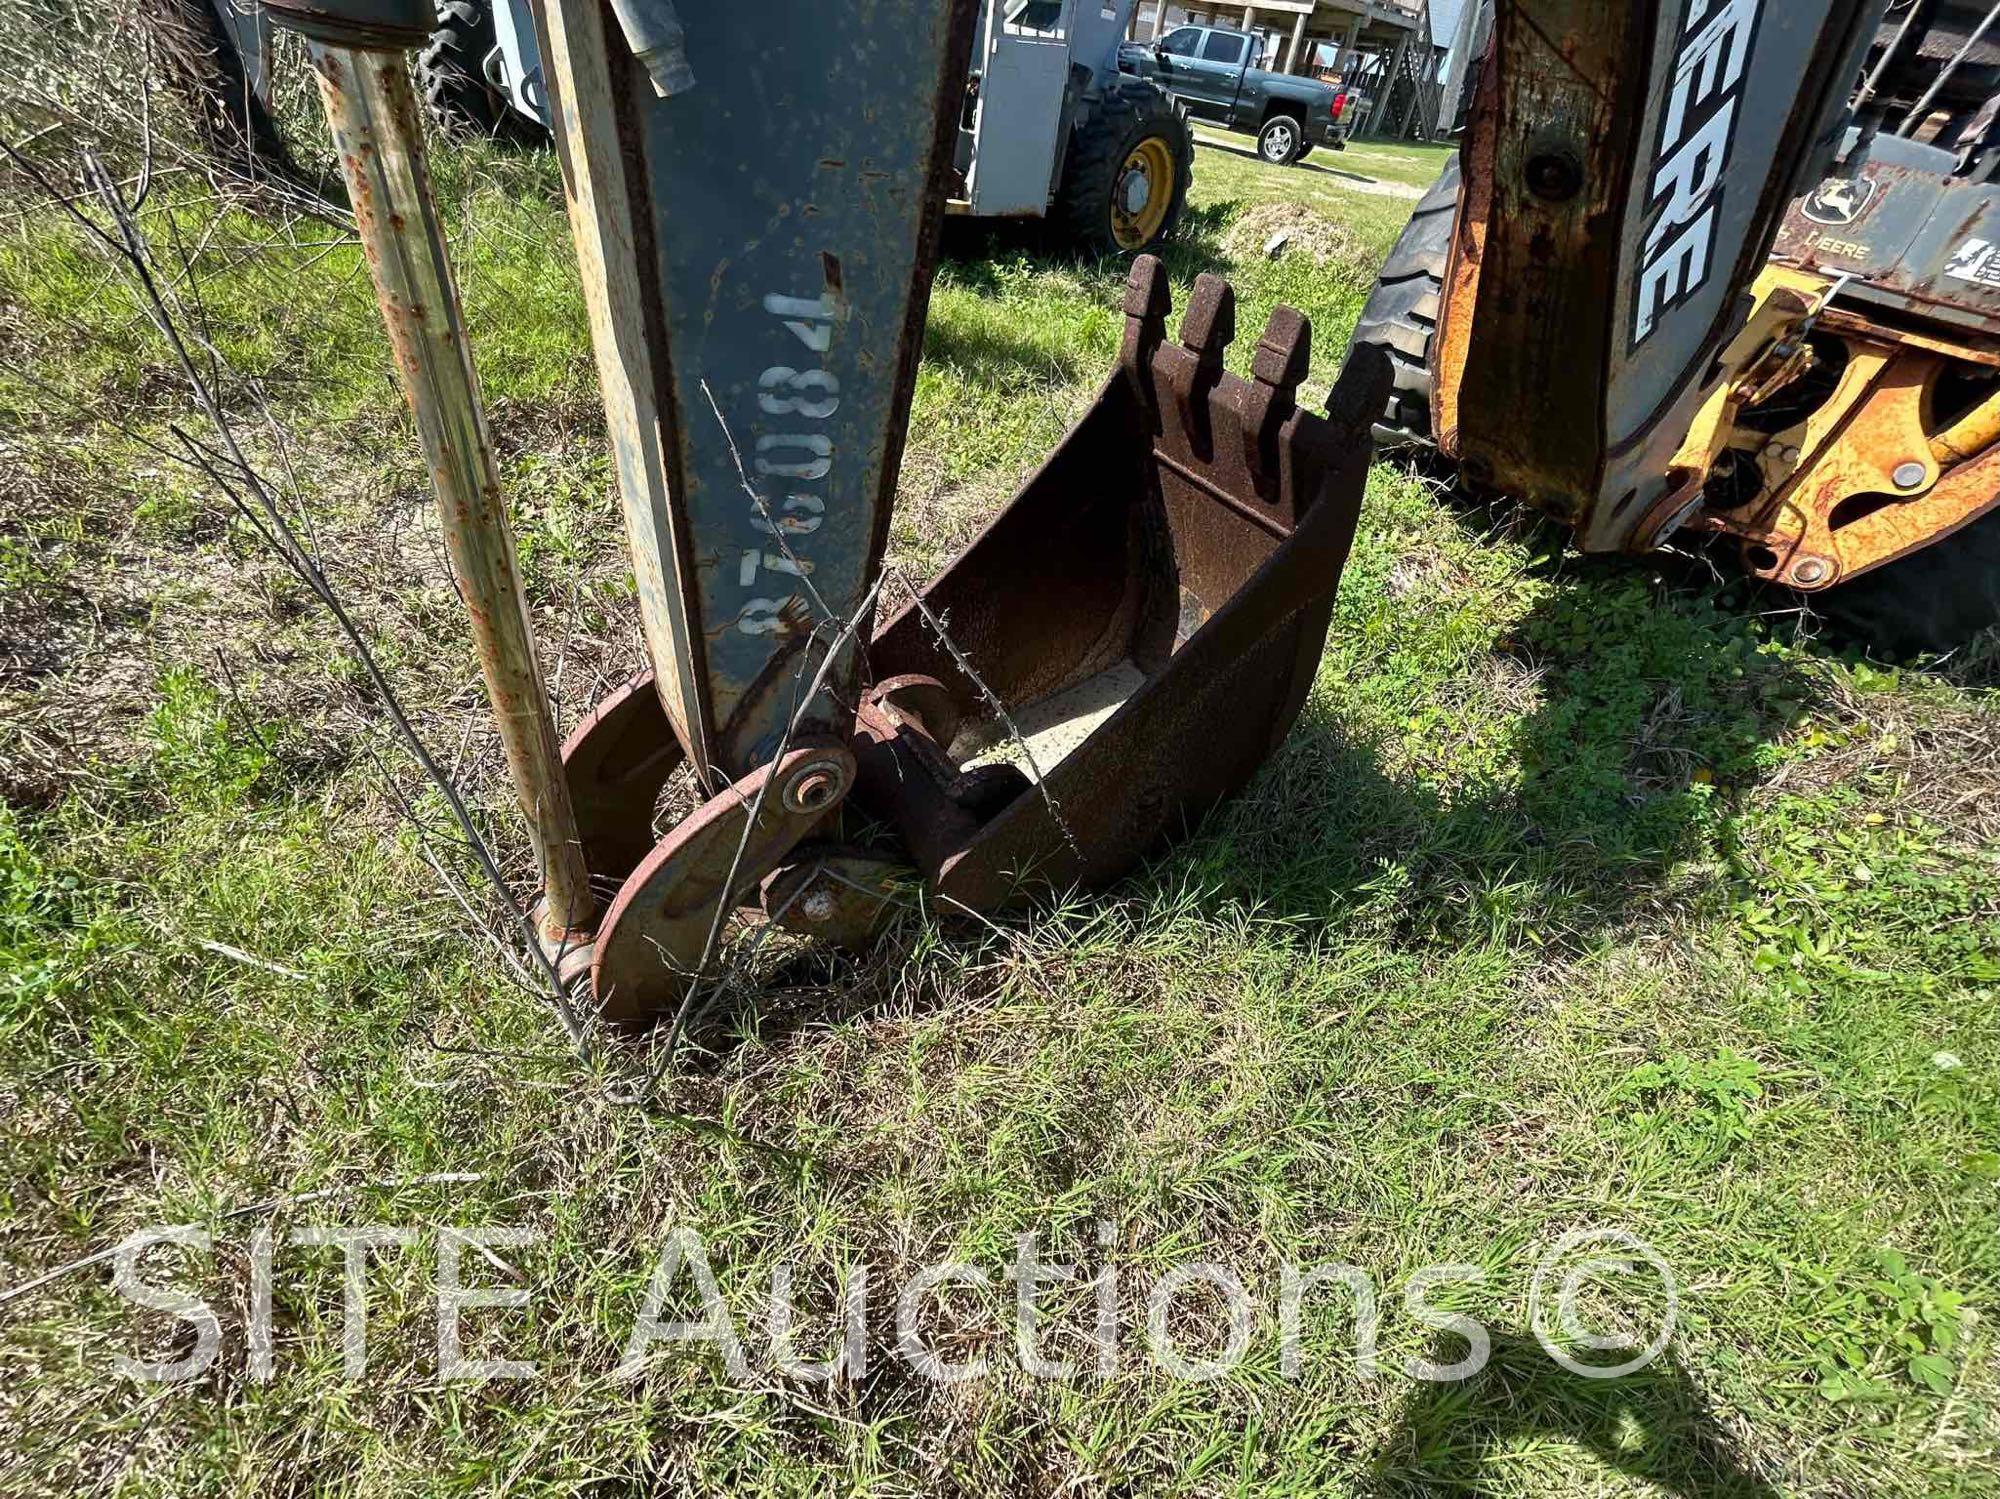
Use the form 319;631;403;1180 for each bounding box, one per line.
1224;202;1369;271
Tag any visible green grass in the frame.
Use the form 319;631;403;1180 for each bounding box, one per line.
1188;127;1438;240
1192;123;1455;194
2;96;1997;1499
1325;138;1458;188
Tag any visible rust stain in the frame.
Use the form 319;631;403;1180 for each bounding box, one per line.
1697;334;2000;587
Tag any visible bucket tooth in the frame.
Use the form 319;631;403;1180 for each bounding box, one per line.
1242;305;1311;495
862;258;1378;915
1178;272;1236;364
1164;274;1234;462
1252;305;1311;396
1119;253;1173;416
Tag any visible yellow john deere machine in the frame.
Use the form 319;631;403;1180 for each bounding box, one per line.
1355;0;2000;651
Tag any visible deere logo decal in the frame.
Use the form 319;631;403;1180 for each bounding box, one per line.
1946;237;2000;290
1633;0;1763;349
1801;175;1878;227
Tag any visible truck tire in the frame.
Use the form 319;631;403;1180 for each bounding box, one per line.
1059;78;1194;255
1349;152;1460;451
415;0;547;145
1257;113;1305;165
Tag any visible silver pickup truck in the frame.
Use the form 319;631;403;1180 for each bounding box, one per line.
1118;23;1351;165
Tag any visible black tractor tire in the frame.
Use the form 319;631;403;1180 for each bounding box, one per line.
1058;78;1194;256
415;0;548;146
1349;151;1460;451
1257;112;1305;165
1350;154;1998;653
1806;508;2000;656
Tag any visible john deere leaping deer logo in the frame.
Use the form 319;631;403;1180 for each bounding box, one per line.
1801;174;1878;227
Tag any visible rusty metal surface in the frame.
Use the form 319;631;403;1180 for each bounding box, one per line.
307;42;595;940
1438;0;1643;515
559;669;683;894
1774;136;2000;341
761;849;912;946
1442;0;1885;548
568;259;1379;1019
1432;57;1493;470
591;740;855;1027
846;691;986;880
539;0;981;784
862;257;1384;911
1690;328;2000;587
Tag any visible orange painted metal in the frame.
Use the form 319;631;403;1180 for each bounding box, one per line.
1691;328;2000;588
1437;0;1646;521
1430;55;1493;471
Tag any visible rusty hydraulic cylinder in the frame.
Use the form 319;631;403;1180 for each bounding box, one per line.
278;9;594;941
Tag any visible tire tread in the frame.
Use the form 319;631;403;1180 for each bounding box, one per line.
1058;77;1195;255
1351;153;1459;448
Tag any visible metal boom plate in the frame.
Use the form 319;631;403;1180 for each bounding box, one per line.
1439;0;1884;547
540;0;978;779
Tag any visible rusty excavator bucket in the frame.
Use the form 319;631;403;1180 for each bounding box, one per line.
269;0;1383;1034
571;261;1385;1025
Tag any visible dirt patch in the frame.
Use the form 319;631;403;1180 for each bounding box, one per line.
1760;674;2000;852
1224;201;1371;269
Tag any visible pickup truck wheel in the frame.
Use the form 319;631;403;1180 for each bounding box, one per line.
1257;114;1304;165
1350;152;1460;451
1295;143;1315;162
416;0;548;146
1060;79;1194;254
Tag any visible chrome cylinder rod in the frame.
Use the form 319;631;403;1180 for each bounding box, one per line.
306;43;594;941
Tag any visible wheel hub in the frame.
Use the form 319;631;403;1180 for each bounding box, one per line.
1112;136;1176;250
1120;164;1152;215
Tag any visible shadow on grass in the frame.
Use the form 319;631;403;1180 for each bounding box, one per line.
683;527;1827;1063
1182;548;1819;948
937;200;1239;288
1418;460;2000;663
688;551;1820;1069
1363;1333;1782;1497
